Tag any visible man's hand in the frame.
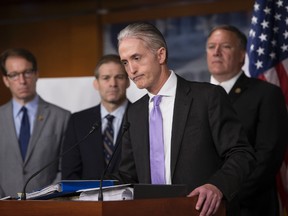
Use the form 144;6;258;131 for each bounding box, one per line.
187;183;223;216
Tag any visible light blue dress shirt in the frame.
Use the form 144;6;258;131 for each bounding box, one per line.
100;100;128;145
13;95;39;137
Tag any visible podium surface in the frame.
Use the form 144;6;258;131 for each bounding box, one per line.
0;197;225;216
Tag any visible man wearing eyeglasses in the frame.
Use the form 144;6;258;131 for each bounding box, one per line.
0;48;71;198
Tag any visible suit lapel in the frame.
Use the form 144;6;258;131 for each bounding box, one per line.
139;97;150;181
87;105;103;160
24;97;49;164
229;73;249;103
84;105;106;172
130;95;150;182
109;102;131;172
170;76;193;178
4;102;24;164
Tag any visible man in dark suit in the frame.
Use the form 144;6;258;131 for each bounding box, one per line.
62;54;130;180
0;48;70;198
207;25;288;216
111;22;256;216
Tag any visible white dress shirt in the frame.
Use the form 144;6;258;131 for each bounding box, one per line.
210;71;242;93
148;70;177;184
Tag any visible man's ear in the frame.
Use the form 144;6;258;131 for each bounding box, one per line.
93;79;99;91
2;76;10;88
34;70;39;81
157;47;167;64
240;50;246;66
126;77;130;89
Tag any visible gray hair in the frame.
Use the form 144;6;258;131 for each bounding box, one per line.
117;22;168;62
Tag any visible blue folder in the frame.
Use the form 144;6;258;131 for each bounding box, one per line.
25;180;116;200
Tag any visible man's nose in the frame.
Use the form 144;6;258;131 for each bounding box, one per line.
213;46;221;56
128;62;137;74
18;73;27;83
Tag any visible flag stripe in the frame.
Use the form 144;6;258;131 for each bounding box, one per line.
275;62;288;104
260;59;288;105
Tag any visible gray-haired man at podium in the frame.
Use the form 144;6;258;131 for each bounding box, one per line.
107;22;256;216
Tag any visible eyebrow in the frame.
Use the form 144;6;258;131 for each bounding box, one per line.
7;68;34;74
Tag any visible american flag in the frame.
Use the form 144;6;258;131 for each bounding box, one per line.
247;0;288;215
247;0;288;103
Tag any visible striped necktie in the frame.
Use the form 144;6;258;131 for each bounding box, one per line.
103;114;115;165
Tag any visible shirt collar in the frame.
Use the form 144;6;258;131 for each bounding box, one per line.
210;71;242;93
100;99;128;120
148;70;177;102
13;95;39;118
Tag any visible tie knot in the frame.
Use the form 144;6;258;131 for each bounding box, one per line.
21;106;28;113
106;114;114;123
153;95;162;106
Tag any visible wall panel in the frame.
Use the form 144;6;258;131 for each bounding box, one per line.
0;14;102;104
0;0;254;105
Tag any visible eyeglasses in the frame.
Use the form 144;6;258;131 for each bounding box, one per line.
6;70;36;81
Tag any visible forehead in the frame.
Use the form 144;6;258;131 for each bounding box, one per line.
5;56;32;69
208;29;239;43
119;37;147;58
98;61;125;75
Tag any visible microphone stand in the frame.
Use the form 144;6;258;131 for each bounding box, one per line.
20;122;99;200
98;122;130;201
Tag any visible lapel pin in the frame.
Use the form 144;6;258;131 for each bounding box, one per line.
38;115;44;121
235;88;241;94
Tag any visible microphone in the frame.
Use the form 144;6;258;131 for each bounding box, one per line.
20;122;99;200
98;122;130;201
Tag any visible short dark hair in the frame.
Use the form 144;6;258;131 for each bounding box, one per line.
0;48;38;76
94;54;128;79
207;25;247;50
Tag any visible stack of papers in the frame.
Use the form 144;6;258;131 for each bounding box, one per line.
79;184;133;201
19;180;116;200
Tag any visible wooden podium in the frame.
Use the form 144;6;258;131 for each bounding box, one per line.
0;197;225;216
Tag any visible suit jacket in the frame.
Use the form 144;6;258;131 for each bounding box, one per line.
0;97;70;198
227;73;288;216
62;103;130;180
115;75;255;202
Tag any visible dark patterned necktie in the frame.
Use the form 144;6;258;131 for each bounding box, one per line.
103;114;115;165
19;106;30;160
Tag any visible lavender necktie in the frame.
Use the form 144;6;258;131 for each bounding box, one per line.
149;95;165;184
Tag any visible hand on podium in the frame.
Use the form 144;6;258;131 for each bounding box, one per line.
188;183;223;216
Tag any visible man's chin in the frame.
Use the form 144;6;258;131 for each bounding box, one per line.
17;93;35;100
107;97;124;104
134;82;146;89
211;70;225;76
